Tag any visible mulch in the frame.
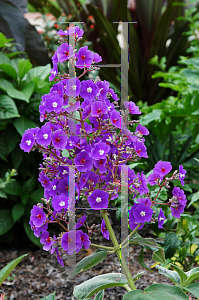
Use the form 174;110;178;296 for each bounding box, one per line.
0;210;196;300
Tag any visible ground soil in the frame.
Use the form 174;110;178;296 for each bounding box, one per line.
0;210;196;300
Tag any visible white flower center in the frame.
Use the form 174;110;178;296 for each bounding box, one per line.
69;141;73;146
180;174;185;178
140;211;145;217
159;217;164;221
52;185;56;190
63;170;68;175
26;140;31;146
87;87;92;93
43;133;48;139
96;197;102;203
52;70;56;75
52;102;58;108
99;149;104;155
59;201;65;207
64;85;67;89
71;85;77;90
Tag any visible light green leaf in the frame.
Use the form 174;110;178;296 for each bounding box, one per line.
94;290;104;300
156;265;181;284
12;203;25;223
39;293;56;300
132;271;145;281
18;59;32;80
129;235;158;248
21;81;35;100
73;273;127;299
26;64;51;80
187;191;199;208
2;181;21;196
0;191;7;199
0;78;29;102
0;254;28;286
13;116;36;136
0;209;14;235
0;63;18;81
0;95;19;119
170;264;188;286
139;109;162;126
71;249;107;277
180;283;199;299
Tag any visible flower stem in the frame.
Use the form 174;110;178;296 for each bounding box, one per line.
101;210;136;291
90;243;115;250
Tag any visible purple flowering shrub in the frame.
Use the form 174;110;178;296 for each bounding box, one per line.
19;25;190;295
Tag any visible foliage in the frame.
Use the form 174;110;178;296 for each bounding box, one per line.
0;33;52;246
0;0;51;66
50;0;193;105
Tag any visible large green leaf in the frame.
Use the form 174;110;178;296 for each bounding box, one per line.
138;248;153;273
0;136;8;162
13;115;36;136
26;64;51;81
170;264;188;286
12;203;25;223
18;59;32;80
0;52;18;81
39;293;56;300
156;265;181;285
180;283;199;299
0;94;19;119
73;273;128;299
0;253;28;286
123;284;189;300
0;209;14;235
152;247;166;264
2;180;21;196
3;126;19;155
0;78;29;102
129;235;158;248
164;232;180;259
71;249;107;277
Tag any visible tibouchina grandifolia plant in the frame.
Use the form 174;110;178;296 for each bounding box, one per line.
20;25;199;300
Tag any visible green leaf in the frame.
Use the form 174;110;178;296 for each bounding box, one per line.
0;191;7;199
152;247;166;264
0;254;28;286
73;273;128;299
156;265;181;284
71;249;107;277
0;95;19;119
3;127;19;155
26;64;51;81
129;235;158;248
132;271;145;281
187;191;199;208
164;232;180;259
23;219;42;248
180;283;199;299
12;203;25;223
39;293;56;300
170;264;188;286
11;146;23;169
94;290;104;300
138;248;153;273
18;59;32;80
21;81;35;100
185;268;199;286
0;136;8;162
2;181;21;196
0;209;14;235
139;109;162;126
30;189;44;203
0;62;18;81
13;116;36;136
123;284;189;300
0;78;29;102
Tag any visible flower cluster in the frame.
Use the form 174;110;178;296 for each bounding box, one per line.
20;25;187;265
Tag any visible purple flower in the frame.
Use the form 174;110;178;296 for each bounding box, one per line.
171;204;185;218
88;189;109;210
93;53;102;64
63;77;81;98
153;161;172;178
35;123;52;147
57;26;84;39
38;172;52;191
147;172;162;186
51;193;68;212
52;129;67;150
57;43;74;63
129;205;144;230
91;141;110;160
133;141;148;158
73;213;86;230
76;230;91;249
132;203;153;224
61;230;81;255
179;165;186;186
51;246;64;267
137;197;152;206
30;205;46;227
40;232;54;251
46;92;63;113
110;110;124;129
49;64;58;81
158;208;166;229
136;124;149;136
91;101;108;117
20;129;35;152
74;151;93;172
76;46;94;69
80;80;99;101
124;101;141;114
137;172;149;195
172;187;187;206
101;219;109;240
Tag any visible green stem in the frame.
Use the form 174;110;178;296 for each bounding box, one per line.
90;243;115;250
120;224;141;247
101;210;136;291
